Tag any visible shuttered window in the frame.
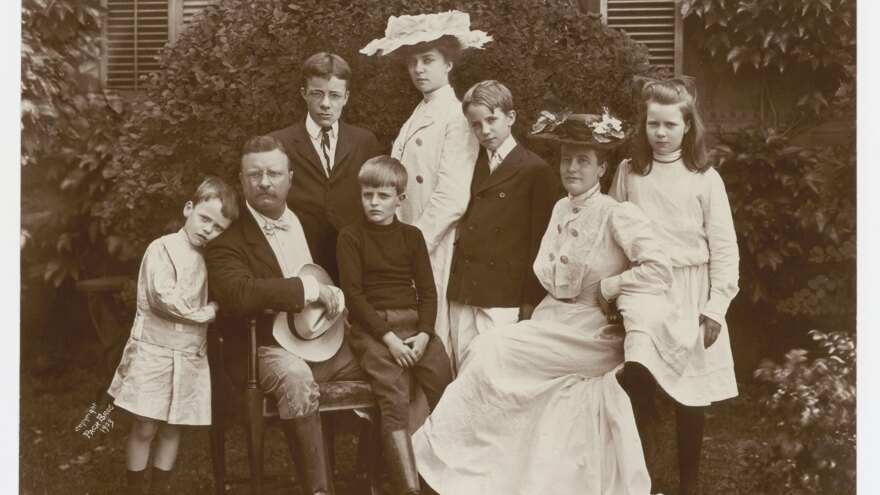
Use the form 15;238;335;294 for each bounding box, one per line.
181;0;213;23
595;0;682;74
169;0;214;43
103;0;214;90
104;0;169;90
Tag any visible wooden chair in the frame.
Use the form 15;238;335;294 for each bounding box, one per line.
208;311;382;495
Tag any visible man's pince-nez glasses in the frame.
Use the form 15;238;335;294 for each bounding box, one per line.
305;90;347;103
244;170;287;183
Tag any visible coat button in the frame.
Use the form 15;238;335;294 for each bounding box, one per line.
476;194;482;200
557;224;562;233
416;138;423;146
493;227;500;233
416;175;423;183
469;224;475;231
549;253;555;261
571;229;579;237
572;207;580;213
465;258;471;264
489;260;495;267
499;192;506;198
560;255;569;264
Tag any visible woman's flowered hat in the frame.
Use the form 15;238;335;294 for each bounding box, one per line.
360;11;493;57
528;108;634;149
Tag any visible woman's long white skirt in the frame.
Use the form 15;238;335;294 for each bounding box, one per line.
412;319;650;495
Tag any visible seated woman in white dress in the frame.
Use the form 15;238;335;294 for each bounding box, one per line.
411;109;673;495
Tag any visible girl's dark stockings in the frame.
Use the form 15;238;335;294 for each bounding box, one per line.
618;362;707;495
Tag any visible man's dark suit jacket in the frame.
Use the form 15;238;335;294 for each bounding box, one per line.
446;143;561;308
205;203;307;388
268;120;380;283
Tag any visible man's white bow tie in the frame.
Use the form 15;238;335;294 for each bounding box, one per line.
263;218;290;235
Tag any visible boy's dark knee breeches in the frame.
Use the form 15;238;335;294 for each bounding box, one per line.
352;329;452;432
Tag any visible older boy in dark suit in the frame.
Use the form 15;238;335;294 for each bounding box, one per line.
447;80;560;370
269;52;381;284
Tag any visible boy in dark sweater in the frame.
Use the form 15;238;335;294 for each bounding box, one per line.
337;155;452;495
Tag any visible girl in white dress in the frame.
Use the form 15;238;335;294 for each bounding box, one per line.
107;178;237;493
361;11;489;359
610;77;740;495
412;111;672;495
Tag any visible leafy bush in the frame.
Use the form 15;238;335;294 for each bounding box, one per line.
21;0;130;286
683;0;856;351
22;0;102;167
751;330;856;493
95;0;653;257
680;5;856;490
682;0;855;124
714;127;855;332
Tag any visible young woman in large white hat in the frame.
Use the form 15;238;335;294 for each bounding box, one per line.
361;11;492;364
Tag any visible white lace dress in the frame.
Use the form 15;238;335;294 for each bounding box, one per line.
412;188;671;494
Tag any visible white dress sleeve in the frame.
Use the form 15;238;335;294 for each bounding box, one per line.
699;169;740;323
600;202;672;300
413;111;479;253
142;242;216;324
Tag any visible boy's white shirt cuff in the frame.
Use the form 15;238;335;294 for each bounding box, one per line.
301;275;319;303
600;276;621;302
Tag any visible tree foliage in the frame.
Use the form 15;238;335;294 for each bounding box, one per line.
681;0;855;123
22;0;102;167
681;0;856;338
752;330;856;493
95;0;653;257
716;129;855;331
681;3;857;491
21;0;129;287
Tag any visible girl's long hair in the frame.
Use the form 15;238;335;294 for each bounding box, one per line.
630;77;708;175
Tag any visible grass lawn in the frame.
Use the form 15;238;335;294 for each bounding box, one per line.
20;335;772;494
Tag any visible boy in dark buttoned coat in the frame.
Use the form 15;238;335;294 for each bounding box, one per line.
447;80;560;370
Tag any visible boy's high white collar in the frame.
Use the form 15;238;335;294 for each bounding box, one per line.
486;134;517;162
305;114;339;137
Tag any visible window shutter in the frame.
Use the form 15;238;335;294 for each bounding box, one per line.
104;0;170;90
171;0;214;39
603;0;681;74
181;0;213;24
